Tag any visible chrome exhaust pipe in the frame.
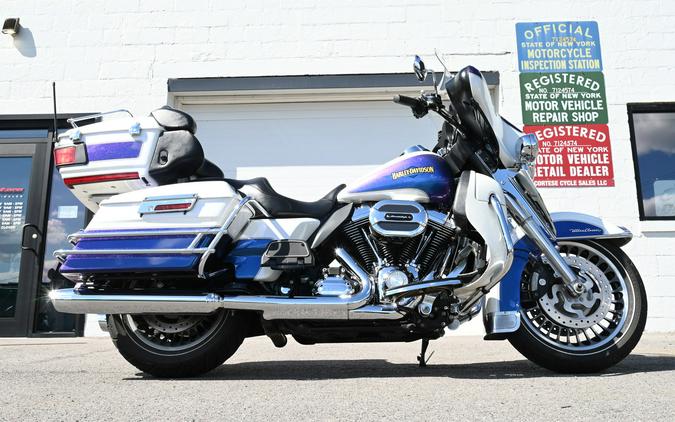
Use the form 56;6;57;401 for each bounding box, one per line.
50;248;402;320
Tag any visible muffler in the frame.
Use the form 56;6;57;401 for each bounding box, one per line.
50;248;403;320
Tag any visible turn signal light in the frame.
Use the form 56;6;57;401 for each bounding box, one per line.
54;146;77;166
63;172;140;188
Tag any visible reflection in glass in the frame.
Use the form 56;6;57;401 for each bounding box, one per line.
632;112;675;218
34;167;87;333
0;157;32;318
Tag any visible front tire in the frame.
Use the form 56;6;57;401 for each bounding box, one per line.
108;310;246;378
508;240;647;373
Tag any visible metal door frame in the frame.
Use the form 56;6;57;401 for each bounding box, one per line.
0;114;94;337
0;139;50;336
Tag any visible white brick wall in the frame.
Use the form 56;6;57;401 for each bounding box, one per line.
1;0;674;331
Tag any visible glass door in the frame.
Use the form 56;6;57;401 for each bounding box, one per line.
0;142;49;336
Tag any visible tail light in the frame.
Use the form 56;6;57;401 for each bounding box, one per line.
63;172;140;188
54;146;77;166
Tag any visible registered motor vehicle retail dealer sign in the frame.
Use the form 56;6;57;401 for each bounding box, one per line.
524;125;614;187
516;21;602;72
520;72;608;125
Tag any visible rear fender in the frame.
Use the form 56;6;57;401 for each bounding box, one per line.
485;212;632;337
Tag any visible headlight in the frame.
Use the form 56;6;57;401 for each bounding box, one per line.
518;134;539;166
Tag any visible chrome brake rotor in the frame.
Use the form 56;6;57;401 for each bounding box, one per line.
536;255;612;329
143;315;202;334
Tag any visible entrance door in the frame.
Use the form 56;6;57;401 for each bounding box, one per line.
0;141;49;336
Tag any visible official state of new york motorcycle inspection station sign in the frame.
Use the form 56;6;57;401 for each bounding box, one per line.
516;21;614;187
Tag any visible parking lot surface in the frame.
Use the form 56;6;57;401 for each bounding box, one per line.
0;333;673;421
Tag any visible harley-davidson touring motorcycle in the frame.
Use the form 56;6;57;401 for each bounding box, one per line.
49;56;646;377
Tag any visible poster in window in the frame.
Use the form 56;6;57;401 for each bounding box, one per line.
654;180;675;217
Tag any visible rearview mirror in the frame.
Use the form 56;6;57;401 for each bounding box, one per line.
413;55;427;82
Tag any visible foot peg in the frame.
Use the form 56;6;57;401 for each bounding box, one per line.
417;338;434;367
269;332;288;348
262;319;287;348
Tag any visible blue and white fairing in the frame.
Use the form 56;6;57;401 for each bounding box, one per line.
337;151;454;204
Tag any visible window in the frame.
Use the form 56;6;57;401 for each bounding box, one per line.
628;103;675;220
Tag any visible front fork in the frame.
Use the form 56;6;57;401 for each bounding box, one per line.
498;172;585;297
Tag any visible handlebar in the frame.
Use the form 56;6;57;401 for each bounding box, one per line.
393;94;424;108
393;94;429;118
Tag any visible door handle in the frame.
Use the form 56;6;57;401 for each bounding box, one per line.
21;223;41;255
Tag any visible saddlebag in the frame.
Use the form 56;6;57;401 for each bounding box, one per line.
55;181;252;276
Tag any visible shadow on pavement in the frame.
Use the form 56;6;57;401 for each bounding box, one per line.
126;353;675;381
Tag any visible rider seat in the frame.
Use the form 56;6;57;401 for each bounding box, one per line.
225;177;345;219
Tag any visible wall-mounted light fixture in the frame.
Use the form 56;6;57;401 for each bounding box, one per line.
2;18;21;36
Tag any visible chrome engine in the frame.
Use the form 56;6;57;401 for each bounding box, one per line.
336;200;456;301
369;200;428;238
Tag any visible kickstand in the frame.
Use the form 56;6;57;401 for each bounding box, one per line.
417;338;434;367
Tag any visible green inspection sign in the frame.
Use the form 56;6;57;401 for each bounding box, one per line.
519;72;608;125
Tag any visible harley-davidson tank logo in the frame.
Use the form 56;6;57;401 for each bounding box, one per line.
391;166;435;180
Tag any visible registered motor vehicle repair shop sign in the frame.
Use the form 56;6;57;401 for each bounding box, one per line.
516;21;614;187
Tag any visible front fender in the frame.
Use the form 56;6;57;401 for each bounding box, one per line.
488;212;633;335
552;211;632;247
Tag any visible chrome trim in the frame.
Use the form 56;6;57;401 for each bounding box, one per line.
556;232;632;241
67;109;134;128
197;196;253;278
427;210;450;226
505;193;578;286
68;228;222;241
56;247;209;256
369;199;428;238
69;129;81;142
482;297;520;339
349;304;404;320
514;169;555;236
50;290;224;315
129;122;142;136
351;205;370;221
517;133;538;165
383;278;462;299
138;194;197;215
50;248;394;320
489;195;514;254
495;168;555;239
483;311;520;338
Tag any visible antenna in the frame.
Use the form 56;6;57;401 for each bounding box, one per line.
52;82;58;142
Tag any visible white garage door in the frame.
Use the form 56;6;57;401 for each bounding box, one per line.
182;101;443;201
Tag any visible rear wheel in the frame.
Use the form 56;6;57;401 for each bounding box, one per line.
508;240;647;373
108;310;245;378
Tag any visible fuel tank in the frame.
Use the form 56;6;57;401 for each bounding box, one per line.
337;151;455;204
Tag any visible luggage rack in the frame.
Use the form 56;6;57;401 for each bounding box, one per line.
54;195;267;278
66;109;134;128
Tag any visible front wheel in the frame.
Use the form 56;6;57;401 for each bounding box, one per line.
108;310;246;378
508;240;647;373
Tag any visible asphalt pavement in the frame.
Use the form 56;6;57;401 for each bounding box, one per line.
0;333;673;421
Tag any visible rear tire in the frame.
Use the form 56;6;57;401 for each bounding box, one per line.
508;240;647;373
108;310;246;378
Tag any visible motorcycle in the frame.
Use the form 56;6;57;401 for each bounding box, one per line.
49;55;647;378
